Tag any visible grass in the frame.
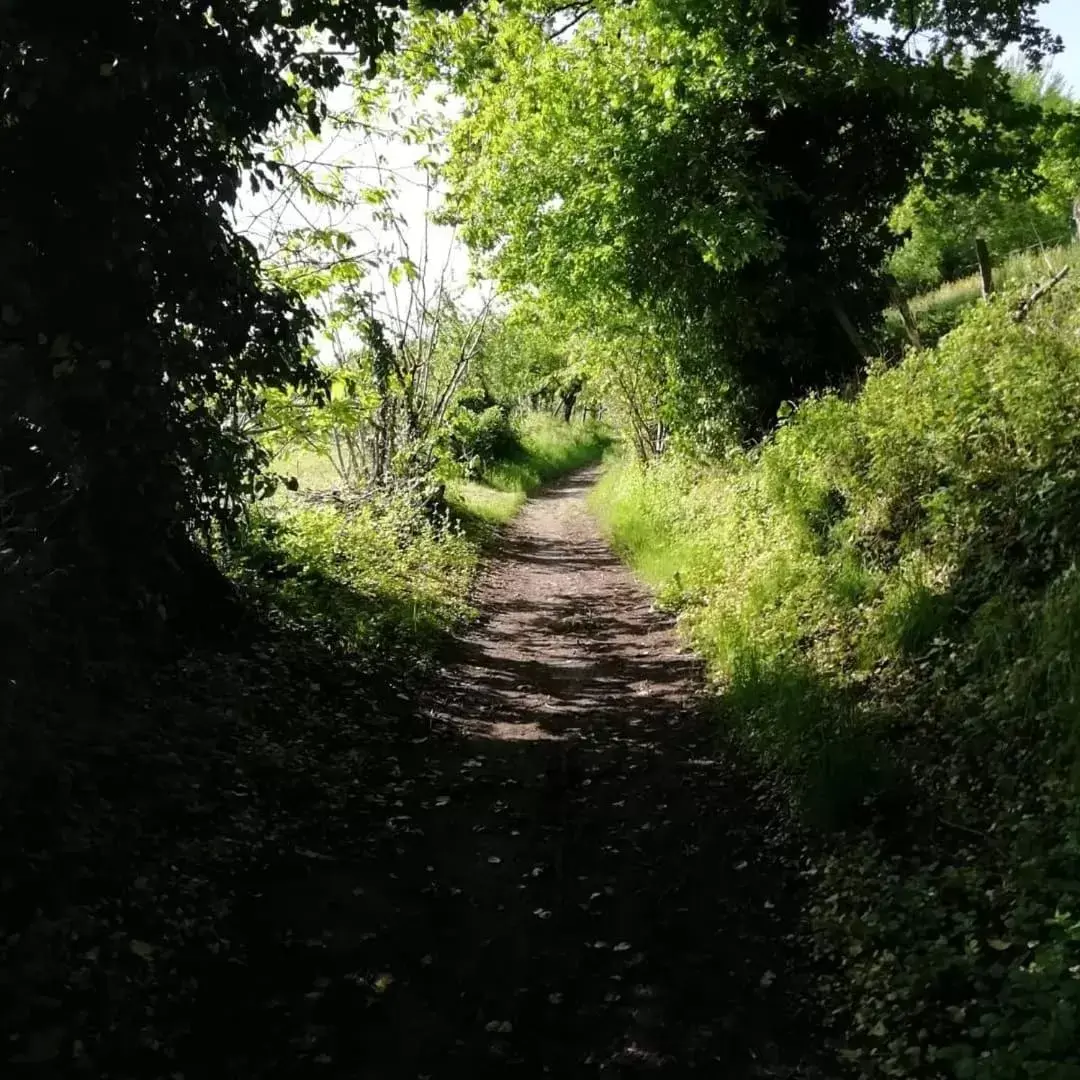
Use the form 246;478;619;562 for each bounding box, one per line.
230;413;610;664
273;448;345;492
225;493;479;660
882;239;1080;354
446;414;611;529
592;279;1080;1078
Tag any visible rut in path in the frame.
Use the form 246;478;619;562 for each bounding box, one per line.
196;468;822;1078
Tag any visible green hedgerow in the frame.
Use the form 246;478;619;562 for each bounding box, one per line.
593;279;1080;1079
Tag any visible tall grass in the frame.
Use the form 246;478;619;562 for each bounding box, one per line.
592;279;1080;1077
883;239;1080;352
225;493;478;658
228;414;609;661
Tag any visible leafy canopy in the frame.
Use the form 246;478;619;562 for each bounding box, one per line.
0;0;453;612
401;0;1059;437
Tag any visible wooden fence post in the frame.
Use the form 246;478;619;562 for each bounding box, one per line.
975;237;994;300
884;272;922;350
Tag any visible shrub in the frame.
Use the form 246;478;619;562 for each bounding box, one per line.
446;390;516;476
224;490;477;658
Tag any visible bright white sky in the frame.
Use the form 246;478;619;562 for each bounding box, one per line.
235;79;474;317
1041;0;1080;92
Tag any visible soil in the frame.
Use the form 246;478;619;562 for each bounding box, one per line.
2;468;826;1078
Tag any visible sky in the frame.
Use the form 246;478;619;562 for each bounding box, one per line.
1041;0;1080;93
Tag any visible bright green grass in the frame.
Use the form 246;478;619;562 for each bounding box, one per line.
445;479;525;527
273;448;345;492
446;415;611;528
225;491;479;659
234;415;610;660
883;240;1080;352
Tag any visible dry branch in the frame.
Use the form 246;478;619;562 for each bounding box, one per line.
1013;265;1070;323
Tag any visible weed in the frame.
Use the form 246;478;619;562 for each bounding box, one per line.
881;240;1080;355
227;415;609;663
447;415;611;530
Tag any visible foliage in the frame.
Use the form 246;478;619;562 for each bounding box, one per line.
593;278;1080;1077
401;0;1059;436
880;239;1080;354
226;490;476;657
887;64;1080;294
444;389;515;476
446;414;611;526
226;412;606;654
0;0;466;626
243;91;498;490
470;301;593;417
887;185;1071;293
244;88;607;496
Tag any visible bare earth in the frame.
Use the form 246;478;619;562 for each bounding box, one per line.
204;468;820;1078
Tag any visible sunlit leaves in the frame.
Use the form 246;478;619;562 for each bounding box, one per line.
401;0;1059;440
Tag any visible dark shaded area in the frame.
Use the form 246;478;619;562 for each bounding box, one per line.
2;471;828;1077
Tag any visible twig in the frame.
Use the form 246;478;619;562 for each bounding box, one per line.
938;815;989;841
1013;265;1070;322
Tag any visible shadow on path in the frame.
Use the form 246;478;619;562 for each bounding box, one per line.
187;469;825;1078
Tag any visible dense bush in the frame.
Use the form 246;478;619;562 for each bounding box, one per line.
224;491;477;659
593;280;1080;1078
445;390;516;476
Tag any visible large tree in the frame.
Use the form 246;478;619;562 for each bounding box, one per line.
403;0;1059;437
0;0;451;622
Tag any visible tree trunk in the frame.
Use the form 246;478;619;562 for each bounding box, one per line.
975;237;994;299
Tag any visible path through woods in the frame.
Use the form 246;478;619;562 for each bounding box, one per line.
190;469;824;1077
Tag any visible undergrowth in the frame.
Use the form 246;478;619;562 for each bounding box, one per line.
592;281;1080;1078
229;415;609;664
881;240;1080;355
224;494;478;661
1;415;605;1071
446;414;611;531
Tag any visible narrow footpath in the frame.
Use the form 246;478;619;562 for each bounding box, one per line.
191;469;824;1078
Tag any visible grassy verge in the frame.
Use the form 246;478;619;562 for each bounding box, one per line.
224;493;479;661
446;414;611;531
592;281;1080;1078
229;414;611;664
882;240;1080;354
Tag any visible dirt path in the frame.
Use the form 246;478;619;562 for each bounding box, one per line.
193;469;822;1078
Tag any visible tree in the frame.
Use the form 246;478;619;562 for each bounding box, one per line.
889;62;1080;292
242;87;497;489
0;0;452;625
401;0;1060;439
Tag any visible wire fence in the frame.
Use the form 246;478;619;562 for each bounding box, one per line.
948;228;1077;280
